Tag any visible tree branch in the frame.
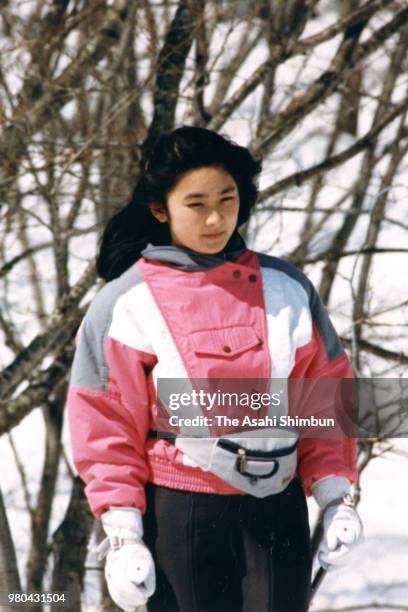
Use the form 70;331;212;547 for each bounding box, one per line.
141;0;196;162
0;261;96;405
207;20;260;116
317;25;408;303
0;336;76;435
257;98;408;201
7;433;34;516
50;477;94;611
252;7;408;154
26;392;65;592
0;1;130;208
305;247;408;264
0;485;21;593
293;0;396;54
352;110;408;367
340;336;408;364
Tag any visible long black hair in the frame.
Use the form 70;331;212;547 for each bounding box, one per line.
96;126;262;281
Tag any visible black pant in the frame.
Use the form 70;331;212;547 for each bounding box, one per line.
143;478;312;612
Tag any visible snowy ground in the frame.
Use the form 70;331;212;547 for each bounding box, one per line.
309;440;408;611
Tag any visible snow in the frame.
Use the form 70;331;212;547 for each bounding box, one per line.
310;441;408;611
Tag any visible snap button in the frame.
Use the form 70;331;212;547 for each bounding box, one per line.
233;270;241;279
248;274;257;282
223;345;232;353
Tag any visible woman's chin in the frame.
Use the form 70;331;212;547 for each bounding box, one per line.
173;234;231;254
198;233;230;252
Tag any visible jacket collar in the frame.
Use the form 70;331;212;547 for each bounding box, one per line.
141;230;247;270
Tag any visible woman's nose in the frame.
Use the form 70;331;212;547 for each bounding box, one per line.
205;209;223;226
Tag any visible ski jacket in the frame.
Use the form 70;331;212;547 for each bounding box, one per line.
67;232;357;518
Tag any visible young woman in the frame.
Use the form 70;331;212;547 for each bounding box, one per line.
67;126;363;612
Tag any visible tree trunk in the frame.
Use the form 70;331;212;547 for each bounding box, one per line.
0;486;21;595
50;477;94;612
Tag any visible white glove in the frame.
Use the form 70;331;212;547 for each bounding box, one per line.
97;507;155;612
312;475;363;570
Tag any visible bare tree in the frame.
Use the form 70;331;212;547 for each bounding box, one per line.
0;0;407;609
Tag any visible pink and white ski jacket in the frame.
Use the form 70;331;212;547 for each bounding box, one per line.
67;231;357;518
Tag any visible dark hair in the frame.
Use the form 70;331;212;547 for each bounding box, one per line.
96;126;262;281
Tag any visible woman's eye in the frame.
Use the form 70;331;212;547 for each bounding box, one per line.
187;202;204;208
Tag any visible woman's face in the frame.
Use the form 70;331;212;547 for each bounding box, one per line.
149;165;240;254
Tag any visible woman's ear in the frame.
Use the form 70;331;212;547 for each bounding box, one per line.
149;204;168;223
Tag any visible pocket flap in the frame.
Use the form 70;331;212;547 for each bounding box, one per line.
189;325;261;357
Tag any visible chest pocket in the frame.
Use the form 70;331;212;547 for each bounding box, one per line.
187;325;265;380
189;325;261;358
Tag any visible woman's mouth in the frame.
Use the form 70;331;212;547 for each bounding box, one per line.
202;231;225;239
